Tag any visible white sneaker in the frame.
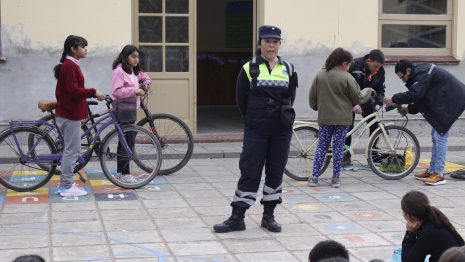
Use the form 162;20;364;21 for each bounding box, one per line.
121;174;140;184
59;183;88;197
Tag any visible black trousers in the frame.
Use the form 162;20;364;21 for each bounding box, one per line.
232;116;292;209
116;122;136;174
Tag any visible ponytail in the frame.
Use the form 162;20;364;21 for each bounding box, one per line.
53;35;88;79
53;52;67;80
426;206;465;245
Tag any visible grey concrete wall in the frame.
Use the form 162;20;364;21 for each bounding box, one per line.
0;29;116;121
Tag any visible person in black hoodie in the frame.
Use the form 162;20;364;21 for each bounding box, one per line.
400;191;464;262
343;49;386;167
385;60;465;186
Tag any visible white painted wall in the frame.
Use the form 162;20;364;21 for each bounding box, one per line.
260;0;465;120
262;0;378;54
0;0;132;121
1;0;131;50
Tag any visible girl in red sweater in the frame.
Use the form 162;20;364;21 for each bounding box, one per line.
53;35;105;197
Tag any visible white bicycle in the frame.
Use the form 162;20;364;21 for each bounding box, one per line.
285;105;421;181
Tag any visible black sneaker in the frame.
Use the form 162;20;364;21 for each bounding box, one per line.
342;154;352;167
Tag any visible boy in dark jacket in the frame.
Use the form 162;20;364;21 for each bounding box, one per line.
344;49;386;167
385;60;465;186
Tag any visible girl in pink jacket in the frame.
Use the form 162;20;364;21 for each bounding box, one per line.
111;45;152;183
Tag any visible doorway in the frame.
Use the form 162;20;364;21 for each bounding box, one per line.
196;0;253;133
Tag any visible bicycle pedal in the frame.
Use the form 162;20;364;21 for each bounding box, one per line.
76;171;87;183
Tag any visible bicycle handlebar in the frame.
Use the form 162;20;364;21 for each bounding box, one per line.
104;95;113;110
87;100;98;106
384;103;401;112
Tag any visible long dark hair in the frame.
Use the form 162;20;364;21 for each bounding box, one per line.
401;191;465;245
112;45;141;75
324;47;353;71
53;35;88;79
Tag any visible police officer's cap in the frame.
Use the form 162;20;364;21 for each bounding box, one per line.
259;25;282;39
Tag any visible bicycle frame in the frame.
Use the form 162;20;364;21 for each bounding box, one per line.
292;110;402;158
8;109;133;166
138;95;165;145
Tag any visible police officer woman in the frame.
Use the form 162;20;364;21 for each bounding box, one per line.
213;25;298;233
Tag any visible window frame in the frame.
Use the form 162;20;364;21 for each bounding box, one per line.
378;0;453;56
135;0;191;73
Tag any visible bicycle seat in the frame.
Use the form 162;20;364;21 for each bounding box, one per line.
38;100;57;112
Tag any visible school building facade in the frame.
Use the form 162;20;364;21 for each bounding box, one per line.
1;0;464;132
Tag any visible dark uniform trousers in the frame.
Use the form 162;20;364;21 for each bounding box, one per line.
232;115;292;209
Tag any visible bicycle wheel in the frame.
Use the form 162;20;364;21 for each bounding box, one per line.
137;113;194;175
367;125;420;180
284;126;331;181
99;125;162;189
0;126;57;191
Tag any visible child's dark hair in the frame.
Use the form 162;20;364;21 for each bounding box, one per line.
401;191;465;245
112;45;142;75
309;240;350;261
394;59;413;74
324;48;353;71
318;257;350;262
13;255;45;262
53;35;88;79
368;49;385;64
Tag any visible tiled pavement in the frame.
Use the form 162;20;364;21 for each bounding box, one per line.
1;149;465;261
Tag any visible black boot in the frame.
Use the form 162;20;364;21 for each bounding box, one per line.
261;203;281;233
213;206;246;233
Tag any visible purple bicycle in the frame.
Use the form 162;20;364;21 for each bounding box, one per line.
0;96;162;192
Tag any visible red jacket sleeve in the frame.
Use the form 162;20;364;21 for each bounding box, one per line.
63;63;96;99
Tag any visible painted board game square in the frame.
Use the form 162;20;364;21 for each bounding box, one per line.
10;175;48;183
50;193;92;203
90;179;114;187
92;185;133;194
86;168;104;175
317;193;352;202
50;186;92;203
13;170;48;176
136;182;178;191
149;177;168;185
95;192;137;201
7;188;49;197
5;194;48;204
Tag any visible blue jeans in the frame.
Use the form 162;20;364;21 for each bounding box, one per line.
429;128;449;176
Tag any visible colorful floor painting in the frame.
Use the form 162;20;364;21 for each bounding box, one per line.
0;167;168;205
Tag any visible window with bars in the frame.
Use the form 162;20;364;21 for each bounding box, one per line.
378;0;452;55
137;0;189;72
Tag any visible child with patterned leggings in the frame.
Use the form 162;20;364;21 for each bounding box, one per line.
308;48;374;188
